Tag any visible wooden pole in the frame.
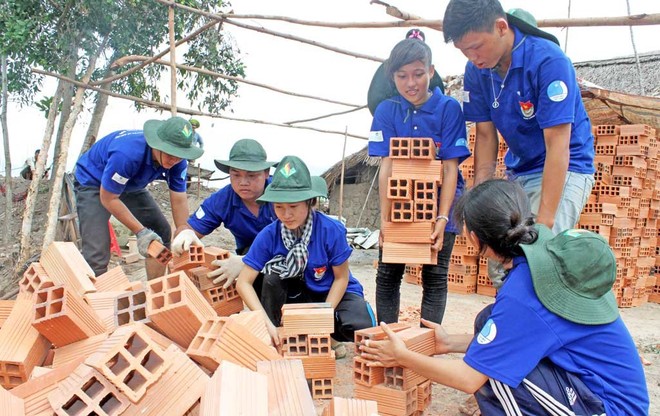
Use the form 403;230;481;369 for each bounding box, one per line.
169;5;177;115
338;127;348;222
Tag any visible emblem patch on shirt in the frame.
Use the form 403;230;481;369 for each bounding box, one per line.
455;138;468;148
462;90;470;103
195;207;205;219
180;168;187;180
519;100;535;119
313;266;327;280
111;172;128;185
368;130;384;143
477;319;497;345
547;80;568;102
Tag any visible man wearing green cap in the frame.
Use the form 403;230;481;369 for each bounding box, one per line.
171;138;277;288
360;179;648;415
74;116;203;278
236;155;375;351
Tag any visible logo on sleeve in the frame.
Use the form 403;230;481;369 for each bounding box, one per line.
313;266;327;280
462;90;470;103
181;168;187;180
195;207;205;219
455;138;468;148
547;80;568;102
519;100;535;119
477;319;497;344
111;172;128;185
368;130;384;143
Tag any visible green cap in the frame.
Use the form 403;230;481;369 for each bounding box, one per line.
257;155;328;203
189;118;200;128
143;116;204;160
214;139;276;173
506;8;560;46
520;225;619;325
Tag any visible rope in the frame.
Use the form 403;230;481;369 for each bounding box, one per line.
625;0;646;95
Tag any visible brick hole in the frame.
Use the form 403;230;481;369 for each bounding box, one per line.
165;274;180;289
99;393;122;413
117;296;130;311
200;338;215;350
117;312;131;326
82;377;105;399
151;295;165;310
133;307;147;322
167;290;182;305
9;375;24;386
36;289;49;304
107;352;131;376
49;300;63;316
149;280;163;294
123;369;147;392
140;350;164;374
61;394;87;415
35;305;47;320
133;291;146;304
52;286;65;300
125;334;148;357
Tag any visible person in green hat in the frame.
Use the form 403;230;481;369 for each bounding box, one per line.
236;155;376;354
359;179;648;415
172;138;278;290
74;116;203;279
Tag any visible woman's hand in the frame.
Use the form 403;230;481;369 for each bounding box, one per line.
421;318;452;355
264;313;281;347
430;220;446;251
359;322;408;367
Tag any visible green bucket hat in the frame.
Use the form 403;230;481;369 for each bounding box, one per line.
214;139;276;173
520;225;619;325
257;155;328;203
506;8;560;46
143;116;204;160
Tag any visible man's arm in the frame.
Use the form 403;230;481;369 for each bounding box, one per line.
473;121;499;185
169;190;190;230
536;123;571;229
99;187;144;234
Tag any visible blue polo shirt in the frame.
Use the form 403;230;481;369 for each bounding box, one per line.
463;26;594;177
75;130;188;194
244;211;365;297
187;179;277;253
465;256;648;415
368;87;472;234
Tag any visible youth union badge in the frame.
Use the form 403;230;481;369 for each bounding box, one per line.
519;100;535;119
477;319;497;344
547;80;568;102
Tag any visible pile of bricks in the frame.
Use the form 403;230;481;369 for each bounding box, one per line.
580;124;660;307
382;137;442;265
353;324;435;416
1;241;384;415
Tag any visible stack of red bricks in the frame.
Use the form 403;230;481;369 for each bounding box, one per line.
2;241;386;415
382;137;442;265
580;124;660;307
353;324;435;416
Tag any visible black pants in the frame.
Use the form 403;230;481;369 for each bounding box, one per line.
75;185;171;276
376;232;455;325
260;273;376;342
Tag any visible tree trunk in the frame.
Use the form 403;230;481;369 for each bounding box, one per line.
79;57;117;158
1;55;12;248
51;55;76;180
42;36;107;251
15;81;64;274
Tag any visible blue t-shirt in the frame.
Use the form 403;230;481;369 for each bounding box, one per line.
465;256;649;415
463;27;594;177
368;86;472;234
75;130;188;194
187;179;276;253
244;211;365;297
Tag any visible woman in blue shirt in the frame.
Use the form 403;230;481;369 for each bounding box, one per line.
236;155;375;351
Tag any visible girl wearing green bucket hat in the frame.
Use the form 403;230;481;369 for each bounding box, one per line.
360;180;648;415
236;155;376;351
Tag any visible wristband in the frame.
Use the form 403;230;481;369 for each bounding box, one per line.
436;215;449;223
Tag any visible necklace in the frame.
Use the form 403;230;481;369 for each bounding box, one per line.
490;35;527;109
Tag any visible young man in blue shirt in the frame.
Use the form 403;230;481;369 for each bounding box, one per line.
74;116;203;279
171;139;277;288
443;0;595;234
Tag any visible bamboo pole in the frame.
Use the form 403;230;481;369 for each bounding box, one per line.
31;68;370;141
169;6;177;115
338;127;348;222
285;105;367;125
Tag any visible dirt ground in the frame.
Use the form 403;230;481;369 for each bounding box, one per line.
2;181;658;414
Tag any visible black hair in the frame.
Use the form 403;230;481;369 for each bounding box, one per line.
405;28;426;41
453;179;538;262
443;0;506;43
384;38;433;80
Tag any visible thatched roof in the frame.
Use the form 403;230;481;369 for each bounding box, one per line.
322;146;377;190
574;51;660;97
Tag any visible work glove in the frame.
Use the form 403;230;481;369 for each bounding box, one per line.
171;229;204;255
136;228;163;257
208;254;245;288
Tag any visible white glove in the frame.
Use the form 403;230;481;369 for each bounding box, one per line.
171;229;204;255
208;254;244;288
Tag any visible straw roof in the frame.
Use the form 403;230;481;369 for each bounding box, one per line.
574;51;660;97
